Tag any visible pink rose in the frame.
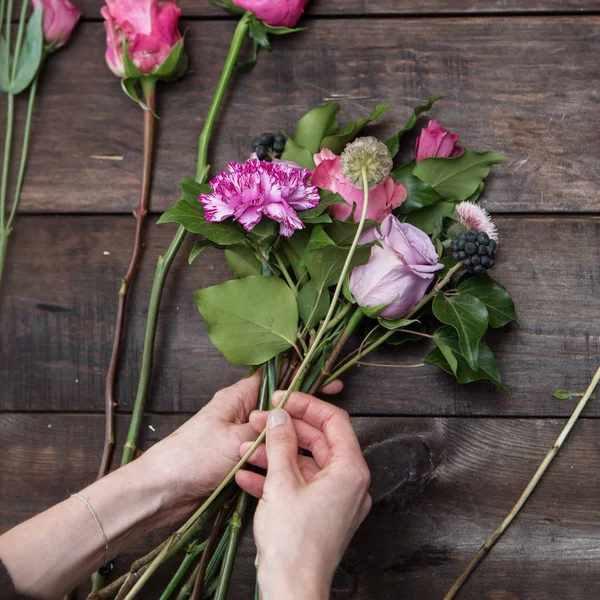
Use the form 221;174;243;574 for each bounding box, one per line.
350;215;444;319
311;148;406;223
415;120;463;163
31;0;82;50
101;0;182;78
232;0;309;27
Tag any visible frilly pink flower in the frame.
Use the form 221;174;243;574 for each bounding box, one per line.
311;148;406;223
101;0;182;77
199;159;320;238
232;0;309;28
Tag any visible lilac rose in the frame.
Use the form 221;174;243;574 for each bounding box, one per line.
350;214;444;319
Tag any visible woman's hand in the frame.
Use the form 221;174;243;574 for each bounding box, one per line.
235;391;372;600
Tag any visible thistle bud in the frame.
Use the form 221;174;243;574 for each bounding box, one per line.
340;136;393;190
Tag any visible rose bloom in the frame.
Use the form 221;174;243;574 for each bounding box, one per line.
415;120;463;163
31;0;82;50
232;0;309;27
101;0;182;78
311;148;406;223
350;214;444;319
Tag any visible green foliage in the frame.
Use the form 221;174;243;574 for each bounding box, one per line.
121;78;156;113
194;276;298;366
403;201;455;234
553;389;595;400
392;162;441;214
457;276;518;328
188;240;213;264
153;37;188;81
413;149;506;202
432;291;489;370
224;246;261;278
281;230;310;282
179;179;213;204
377;317;419;330
300;190;347;222
385;95;443;157
297;280;330;328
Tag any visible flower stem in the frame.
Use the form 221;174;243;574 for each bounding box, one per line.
273;249;297;295
120;14;251;467
323;262;463;386
0;92;15;292
444;363;600;600
99;78;157;477
159;540;207;600
125;168;373;600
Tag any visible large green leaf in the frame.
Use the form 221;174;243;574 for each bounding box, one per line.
297;279;330;328
225;246;261;278
458;276;518;328
195;276;298;366
9;3;44;95
385;95;444;157
289;103;340;156
392;162;441;214
321;104;392;155
432;292;489;370
280;137;316;170
403;201;455;234
413;149;506;202
157;200;246;245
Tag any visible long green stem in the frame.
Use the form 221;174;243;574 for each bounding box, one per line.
444;363;600;599
11;0;28;81
323;262;463;386
0;93;15;290
120;14;252;467
160;540;207;600
124;167;373;600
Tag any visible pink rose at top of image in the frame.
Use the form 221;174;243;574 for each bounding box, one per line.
31;0;82;50
415;120;463;163
232;0;309;27
199;159;320;238
101;0;182;78
350;214;444;319
311;148;407;223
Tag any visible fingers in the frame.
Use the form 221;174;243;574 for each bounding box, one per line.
320;379;344;395
235;470;265;498
240;441;321;480
210;371;262;422
264;408;302;484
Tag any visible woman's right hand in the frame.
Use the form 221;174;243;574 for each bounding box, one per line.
235;391;372;600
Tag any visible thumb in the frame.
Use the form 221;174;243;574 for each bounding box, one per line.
265;408;299;482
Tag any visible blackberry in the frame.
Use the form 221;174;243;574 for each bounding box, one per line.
450;228;497;274
255;145;269;161
99;562;114;576
251;132;287;161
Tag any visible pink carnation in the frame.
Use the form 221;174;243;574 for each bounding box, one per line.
455;201;499;242
200;159;320;238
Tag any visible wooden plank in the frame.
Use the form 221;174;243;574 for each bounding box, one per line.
2;18;599;214
71;0;600;18
1;214;599;416
2;412;600;599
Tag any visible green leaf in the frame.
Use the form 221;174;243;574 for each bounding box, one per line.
403;201;455;235
552;389;596;400
209;0;246;15
325;217;379;247
413;149;506;202
225;246;261;278
9;3;44;95
385;95;444;158
188;240;212;264
432;292;489;370
457;276;518;328
121;33;143;79
121;78;156;113
300;190;347;222
237;37;260;70
179;178;212;205
361;304;390;319
247;219;278;251
465;181;485;204
158;200;246;245
289;103;340;157
281;230;310;283
321;104;392;155
153;37;187;80
377;317;419;330
297;280;330;328
263;23;308;35
392;162;441;214
432;329;458;375
195;276;299;366
249;18;271;51
280;137;316;170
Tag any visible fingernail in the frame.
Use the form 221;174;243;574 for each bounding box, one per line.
267;408;288;430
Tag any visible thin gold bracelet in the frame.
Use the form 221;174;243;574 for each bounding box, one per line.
71;493;109;566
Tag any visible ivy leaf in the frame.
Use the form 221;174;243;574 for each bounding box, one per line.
402;200;455;235
157;200;246;245
385;95;444;158
9;3;44;95
432;327;458;375
392;162;441;214
195;276;298;366
225;246;261;278
457;275;518;328
321;104;392;155
413;149;506;202
297;279;330;328
432;292;489;370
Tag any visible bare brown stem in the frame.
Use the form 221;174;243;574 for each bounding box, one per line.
98;82;157;480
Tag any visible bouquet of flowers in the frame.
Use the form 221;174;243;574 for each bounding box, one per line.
106;98;517;599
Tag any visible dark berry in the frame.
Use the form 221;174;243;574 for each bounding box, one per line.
273;141;286;154
99;562;114;576
251;137;262;150
458;232;467;241
471;255;481;266
487;258;495;268
273;135;286;152
464;242;477;255
452;252;460;261
473;265;486;274
477;244;488;256
457;238;466;251
488;239;497;251
255;146;269;160
259;133;275;147
463;258;472;267
452;240;459;252
457;251;467;260
477;232;489;245
481;255;492;267
465;231;477;243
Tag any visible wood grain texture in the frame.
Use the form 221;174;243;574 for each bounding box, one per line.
1;214;599;416
2;412;600;599
2;18;599;214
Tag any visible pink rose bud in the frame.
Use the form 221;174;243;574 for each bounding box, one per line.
350;215;444;319
31;0;82;51
415;120;463;163
232;0;309;27
101;0;183;78
311;147;407;223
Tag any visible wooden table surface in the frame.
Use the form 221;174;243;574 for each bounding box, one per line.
2;1;600;598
